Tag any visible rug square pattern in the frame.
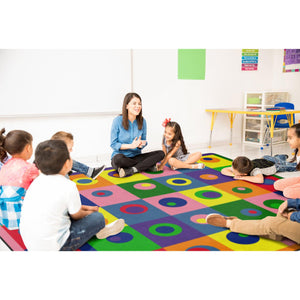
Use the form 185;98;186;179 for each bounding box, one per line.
184;167;233;185
117;178;176;199
102;199;170;226
79;185;139;207
209;230;291;251
70;173;114;191
87;225;161;251
211;199;276;220
164;236;233;251
131;216;204;248
144;192;207;216
141;165;181;178
214;180;271;199
99;167;150;184
199;153;233;169
152;173;208;192
180;185;242;207
245;192;287;214
2;153;300;251
173;207;230;235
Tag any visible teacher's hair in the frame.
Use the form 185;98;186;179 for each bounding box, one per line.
122;93;143;130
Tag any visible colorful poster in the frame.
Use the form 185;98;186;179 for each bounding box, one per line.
242;49;258;71
178;49;206;80
283;49;300;72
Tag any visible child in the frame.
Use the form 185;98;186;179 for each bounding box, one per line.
157;119;204;171
221;123;300;184
206;176;300;244
51;131;105;179
0;128;39;229
264;122;300;169
19;139;125;251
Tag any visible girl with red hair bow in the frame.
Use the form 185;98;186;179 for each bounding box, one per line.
157;120;204;171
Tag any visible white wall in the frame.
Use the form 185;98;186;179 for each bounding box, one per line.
134;49;299;151
1;49;299;165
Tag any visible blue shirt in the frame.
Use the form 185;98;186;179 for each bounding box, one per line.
110;115;147;159
287;198;300;223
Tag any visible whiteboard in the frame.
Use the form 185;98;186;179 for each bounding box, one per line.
0;49;131;115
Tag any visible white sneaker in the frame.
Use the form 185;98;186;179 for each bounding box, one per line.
96;219;125;239
197;163;205;169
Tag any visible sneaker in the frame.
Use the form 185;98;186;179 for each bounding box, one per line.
197;163;205;169
96;219;125;239
146;164;158;172
91;165;106;180
205;214;237;228
119;167;134;178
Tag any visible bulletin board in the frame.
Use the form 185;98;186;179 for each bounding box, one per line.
283;49;300;72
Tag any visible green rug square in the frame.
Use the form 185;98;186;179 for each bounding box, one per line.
118;178;176;199
211;199;276;220
87;225;161;251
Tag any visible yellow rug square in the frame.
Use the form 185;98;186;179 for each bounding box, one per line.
200;154;232;169
209;230;289;251
180;185;241;207
100;168;150;184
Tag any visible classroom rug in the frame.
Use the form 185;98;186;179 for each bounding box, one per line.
1;153;300;251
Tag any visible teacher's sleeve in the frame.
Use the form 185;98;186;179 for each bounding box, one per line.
110;118;122;151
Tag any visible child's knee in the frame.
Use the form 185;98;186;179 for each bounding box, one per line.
91;212;105;230
274;180;284;191
168;157;176;166
283;187;300;199
274;178;292;191
195;152;202;160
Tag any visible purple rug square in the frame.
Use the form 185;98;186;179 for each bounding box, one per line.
131;216;204;247
185;168;233;185
144;191;207;216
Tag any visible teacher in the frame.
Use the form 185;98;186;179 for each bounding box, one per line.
111;92;165;178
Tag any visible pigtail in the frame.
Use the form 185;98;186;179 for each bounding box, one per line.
290;148;300;170
289;124;300;170
0;128;8;163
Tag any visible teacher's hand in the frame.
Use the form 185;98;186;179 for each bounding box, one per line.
131;136;142;149
138;140;147;148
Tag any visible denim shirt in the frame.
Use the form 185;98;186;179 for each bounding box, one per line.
287;198;300;223
110;115;147;159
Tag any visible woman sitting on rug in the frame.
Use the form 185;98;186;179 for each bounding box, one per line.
110;92;165;178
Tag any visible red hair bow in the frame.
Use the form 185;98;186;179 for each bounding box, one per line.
162;118;171;127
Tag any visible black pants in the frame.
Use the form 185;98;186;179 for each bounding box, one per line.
111;150;165;172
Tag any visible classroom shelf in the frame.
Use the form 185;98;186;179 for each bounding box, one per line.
243;91;290;146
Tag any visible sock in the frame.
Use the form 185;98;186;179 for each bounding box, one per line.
132;167;138;173
87;167;93;178
226;219;232;228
